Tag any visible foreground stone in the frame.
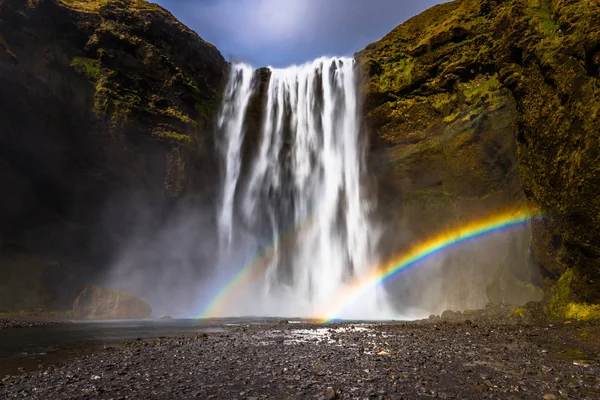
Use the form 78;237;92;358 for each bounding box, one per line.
72;286;151;320
1;321;598;399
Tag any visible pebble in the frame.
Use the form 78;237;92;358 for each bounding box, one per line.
0;318;62;330
0;321;598;399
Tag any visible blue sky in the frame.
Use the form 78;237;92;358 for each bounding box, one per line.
153;0;445;67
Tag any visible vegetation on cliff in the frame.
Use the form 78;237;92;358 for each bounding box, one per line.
0;0;227;312
359;0;600;304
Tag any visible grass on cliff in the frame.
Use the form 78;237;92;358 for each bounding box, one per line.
152;128;194;148
70;57;101;81
58;0;163;13
527;0;559;36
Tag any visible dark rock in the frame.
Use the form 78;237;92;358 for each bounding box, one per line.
441;310;461;321
0;0;227;312
72;285;151;320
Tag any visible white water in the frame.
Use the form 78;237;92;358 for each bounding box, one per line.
216;57;395;319
217;64;256;250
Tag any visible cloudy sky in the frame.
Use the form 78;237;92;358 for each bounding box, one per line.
154;0;445;67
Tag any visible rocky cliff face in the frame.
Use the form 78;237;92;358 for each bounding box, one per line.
0;0;227;311
0;0;598;313
359;0;599;304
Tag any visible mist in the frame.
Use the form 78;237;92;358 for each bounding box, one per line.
98;46;544;320
101;198;220;317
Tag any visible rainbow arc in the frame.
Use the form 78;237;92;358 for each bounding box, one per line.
198;208;540;321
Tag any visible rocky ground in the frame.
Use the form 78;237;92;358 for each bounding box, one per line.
0;318;61;330
1;320;599;399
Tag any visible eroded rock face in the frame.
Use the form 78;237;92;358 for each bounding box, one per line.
72;285;151;319
0;0;227;311
359;0;599;303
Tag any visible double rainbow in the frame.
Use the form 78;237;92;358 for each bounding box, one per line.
199;207;540;321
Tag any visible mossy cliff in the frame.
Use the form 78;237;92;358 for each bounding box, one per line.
0;0;598;314
358;0;599;305
0;0;227;311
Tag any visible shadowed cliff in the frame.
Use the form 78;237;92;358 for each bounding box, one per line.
0;0;598;316
0;0;227;311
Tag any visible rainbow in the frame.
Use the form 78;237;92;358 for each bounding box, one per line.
198;217;314;318
317;208;541;322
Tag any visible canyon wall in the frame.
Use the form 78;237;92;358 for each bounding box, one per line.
0;0;227;311
359;0;600;305
0;0;598;313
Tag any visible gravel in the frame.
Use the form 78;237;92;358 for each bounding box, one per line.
0;318;61;330
1;320;599;399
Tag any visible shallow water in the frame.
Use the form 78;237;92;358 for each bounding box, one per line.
0;317;295;377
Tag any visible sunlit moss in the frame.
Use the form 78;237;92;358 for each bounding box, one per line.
564;303;600;321
545;270;600;321
58;0;162;13
462;75;500;102
152;129;194;148
161;107;197;126
508;307;527;319
70;57;101;81
357;0;600;302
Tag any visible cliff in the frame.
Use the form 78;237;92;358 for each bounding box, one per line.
359;0;600;305
0;0;598;314
0;0;227;311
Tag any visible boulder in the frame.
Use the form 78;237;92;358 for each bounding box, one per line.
72;286;151;320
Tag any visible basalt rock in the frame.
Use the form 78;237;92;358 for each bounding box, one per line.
358;0;600;303
0;0;227;311
72;285;151;319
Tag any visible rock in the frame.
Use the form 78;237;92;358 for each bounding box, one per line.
543;394;558;400
0;0;226;313
324;387;338;400
441;310;461;321
358;0;600;304
160;315;173;320
473;384;488;392
278;320;290;325
72;286;151;320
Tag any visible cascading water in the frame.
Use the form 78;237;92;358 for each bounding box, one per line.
217;63;256;250
216;57;393;319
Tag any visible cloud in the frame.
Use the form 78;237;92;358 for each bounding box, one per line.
154;0;446;67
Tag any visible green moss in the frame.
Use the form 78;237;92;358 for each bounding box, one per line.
374;57;413;93
564;303;600;321
93;84;141;122
509;307;527;319
161;107;197;126
443;112;460;123
152;128;194;148
462;75;500;102
545;270;600;321
58;0;163;13
527;0;559;36
70;57;101;81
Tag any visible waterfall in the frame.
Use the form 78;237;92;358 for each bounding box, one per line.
216;57;391;318
217;63;256;250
